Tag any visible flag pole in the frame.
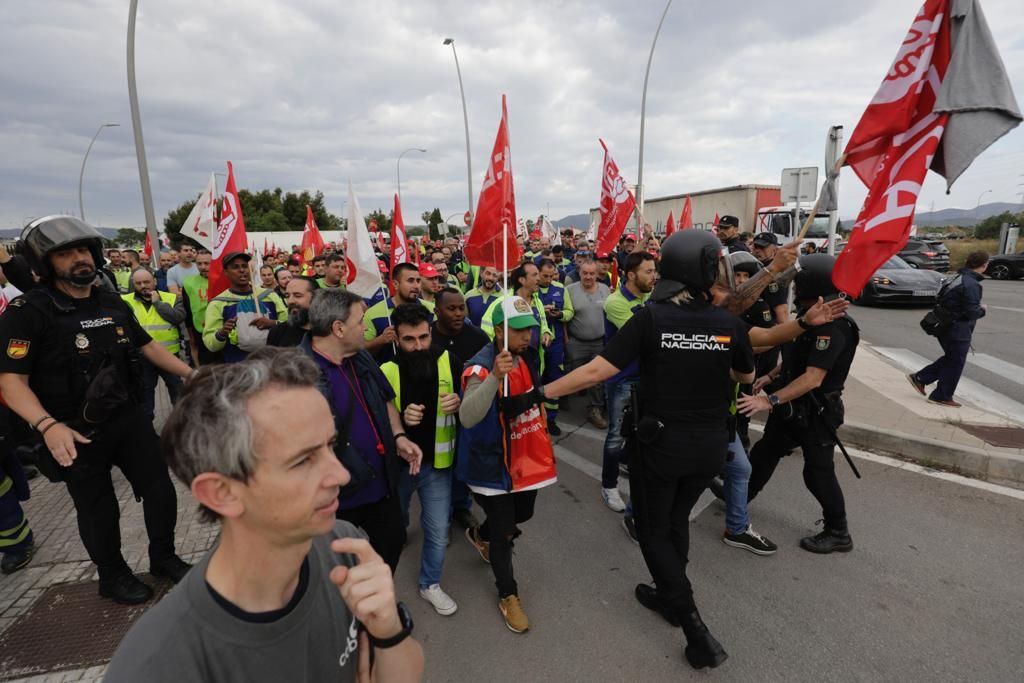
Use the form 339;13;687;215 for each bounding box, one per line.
797;154;847;240
502;216;509;396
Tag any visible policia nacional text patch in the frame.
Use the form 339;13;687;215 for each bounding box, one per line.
6;339;30;359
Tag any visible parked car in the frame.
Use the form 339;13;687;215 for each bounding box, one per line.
856;255;945;305
898;239;950;271
985;251;1024;280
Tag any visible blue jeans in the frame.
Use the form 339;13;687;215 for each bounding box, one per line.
721;434;752;534
398;462;452;589
602;379;637;488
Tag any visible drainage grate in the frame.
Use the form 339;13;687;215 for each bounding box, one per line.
0;576;174;680
958;424;1024;449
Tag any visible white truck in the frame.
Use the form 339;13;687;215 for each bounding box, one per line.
755;206;834;251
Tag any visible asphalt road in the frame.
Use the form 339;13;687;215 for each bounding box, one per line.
851;279;1024;406
395;408;1024;682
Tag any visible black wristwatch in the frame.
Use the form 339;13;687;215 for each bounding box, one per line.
768;394;781;408
393;432;408;444
796;316;812;330
366;602;414;649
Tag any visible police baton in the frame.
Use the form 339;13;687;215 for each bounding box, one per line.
807;393;861;479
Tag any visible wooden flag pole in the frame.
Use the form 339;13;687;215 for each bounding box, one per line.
797;153;847;240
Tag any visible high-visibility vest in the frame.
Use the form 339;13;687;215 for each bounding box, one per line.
122;291;181;353
380;351;456;469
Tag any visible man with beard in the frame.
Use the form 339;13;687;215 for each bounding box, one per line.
106;248;131;293
317;254;347;290
364;263;432;363
0;216;193;604
459;297;558;633
268;277;319;347
167;243;199;295
380;304;462;617
464;266;501;328
181;249;218;366
716;215;749;254
273;267;292;299
203;252;287;363
155;251;174;292
430;287;488;531
751;232;790;323
122;267;187;420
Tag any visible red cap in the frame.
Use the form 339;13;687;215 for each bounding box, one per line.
596;252;614;261
529;230;543;239
624;233;637;241
418;263;439;278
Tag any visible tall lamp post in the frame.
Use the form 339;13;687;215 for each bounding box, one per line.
128;0;160;267
78;123;119;222
443;38;474;221
397;148;427;205
635;0;675;229
445;211;463;237
975;189;992;210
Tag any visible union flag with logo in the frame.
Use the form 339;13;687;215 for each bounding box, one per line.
595;139;637;256
207;161;250;299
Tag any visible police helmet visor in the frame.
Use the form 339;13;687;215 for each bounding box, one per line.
21;215;105;258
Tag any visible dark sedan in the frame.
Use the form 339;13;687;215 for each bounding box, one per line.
856;255;945;305
898;239;950;271
985;251;1024;280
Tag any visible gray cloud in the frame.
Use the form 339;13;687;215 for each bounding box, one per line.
2;0;1022;230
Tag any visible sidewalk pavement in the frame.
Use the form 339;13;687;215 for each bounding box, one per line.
760;343;1024;489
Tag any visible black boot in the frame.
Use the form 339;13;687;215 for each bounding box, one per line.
99;573;154;605
799;527;853;554
680;609;728;669
634;584;679;626
151;555;193;583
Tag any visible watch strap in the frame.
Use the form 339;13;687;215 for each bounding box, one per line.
365;602;413;649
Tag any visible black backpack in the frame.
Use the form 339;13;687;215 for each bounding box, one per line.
919;275;961;337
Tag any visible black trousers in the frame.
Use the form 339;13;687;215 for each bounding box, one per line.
474;490;538;598
630;429;726;620
62;410;178;581
336;494;406;574
747;412;847;531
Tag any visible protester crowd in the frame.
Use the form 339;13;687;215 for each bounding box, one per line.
0;212;962;679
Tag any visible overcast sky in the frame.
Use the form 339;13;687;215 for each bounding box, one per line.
2;0;1022;230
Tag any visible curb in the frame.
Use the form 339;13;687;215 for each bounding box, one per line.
750;419;1024;490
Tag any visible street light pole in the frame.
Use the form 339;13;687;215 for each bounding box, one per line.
976;189;992;211
78;123;119;222
127;0;160;267
635;0;674;230
443;38;474;221
397;148;427;206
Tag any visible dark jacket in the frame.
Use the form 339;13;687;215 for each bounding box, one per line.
296;334;401;503
940;269;985;341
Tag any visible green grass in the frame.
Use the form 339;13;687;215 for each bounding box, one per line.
943;239;999;271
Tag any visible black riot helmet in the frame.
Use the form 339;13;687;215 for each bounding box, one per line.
728;250;763;277
20;215;106;283
794;253;839;301
652;230;722;302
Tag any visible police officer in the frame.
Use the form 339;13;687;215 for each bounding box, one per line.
543;230;755;670
737;253;860;554
0;217;194;604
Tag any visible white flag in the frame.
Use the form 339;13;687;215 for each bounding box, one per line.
345;182;385;298
541;216;561;246
180;173;218;249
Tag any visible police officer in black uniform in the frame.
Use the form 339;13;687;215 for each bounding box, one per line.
738;253;859;553
542;230;754;670
0;217;194;604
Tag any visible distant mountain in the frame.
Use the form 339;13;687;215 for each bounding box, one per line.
553;214;590;229
911;202;1021;228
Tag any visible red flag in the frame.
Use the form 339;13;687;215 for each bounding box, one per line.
834;0;950;297
711;212;720;235
680;195;694;230
464;95;521;270
300;205;325;268
207;161;250;299
596;139;637;256
665;211;676;237
263;237;268;257
389;194;411;294
142;231;153;259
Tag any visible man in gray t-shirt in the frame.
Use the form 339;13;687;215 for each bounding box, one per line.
166;242;199;293
565;259;610;428
106;348;424;682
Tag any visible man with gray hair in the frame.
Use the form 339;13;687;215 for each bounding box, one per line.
565;259;610;429
106;348;425;681
298;288;422;573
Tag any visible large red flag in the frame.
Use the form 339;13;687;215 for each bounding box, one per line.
207;161;249;299
665;210;675;237
300;205;325;268
464;95;521;270
680;195;693;230
834;0;950;297
596;139;637;255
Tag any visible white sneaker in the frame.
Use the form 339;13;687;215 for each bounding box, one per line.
419;584;458;616
602;487;626;512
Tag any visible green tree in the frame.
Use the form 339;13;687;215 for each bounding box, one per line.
111;228;146;247
365;209;392;235
422;208;443;241
163;196;204;247
973;211;1023;240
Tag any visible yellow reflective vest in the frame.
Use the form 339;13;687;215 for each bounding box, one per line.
379;351;456;469
122;291;181;354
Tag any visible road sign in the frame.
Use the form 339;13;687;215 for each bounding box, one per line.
464;211;472;226
781;167;819;204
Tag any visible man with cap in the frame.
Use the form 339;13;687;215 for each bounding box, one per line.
616;233;637;272
716;216;749;253
203;251;287;363
595;253;619;289
459;296;558;634
542;230;754;670
417;262;441;311
750;232;790;323
524;232;543;261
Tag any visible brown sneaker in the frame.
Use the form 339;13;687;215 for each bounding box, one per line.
499;595;529;633
465;525;490;564
927;398;962;408
588;408;608;429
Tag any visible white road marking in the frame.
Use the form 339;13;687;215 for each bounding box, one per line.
967;353;1024;385
987;305;1024;314
872;346;1024;425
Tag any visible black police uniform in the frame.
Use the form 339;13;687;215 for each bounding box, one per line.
747;314;859;534
734;296;777;450
600;298;753;625
0;286;179;582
